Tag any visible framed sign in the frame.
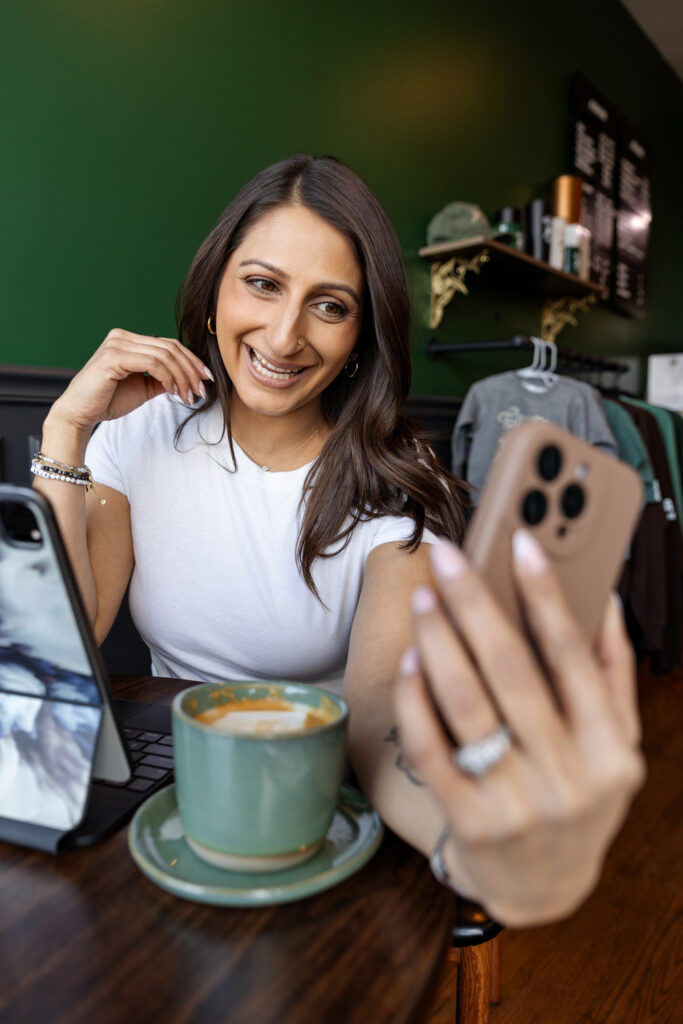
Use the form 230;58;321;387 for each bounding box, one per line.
570;73;617;293
613;118;652;318
570;74;652;317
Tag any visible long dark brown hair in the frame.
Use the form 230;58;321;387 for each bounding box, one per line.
175;154;468;596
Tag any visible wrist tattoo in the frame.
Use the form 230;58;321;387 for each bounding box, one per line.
384;726;425;787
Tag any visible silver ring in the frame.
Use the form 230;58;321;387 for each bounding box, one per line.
452;726;512;777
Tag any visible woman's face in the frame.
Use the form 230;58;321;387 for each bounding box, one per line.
214;204;364;420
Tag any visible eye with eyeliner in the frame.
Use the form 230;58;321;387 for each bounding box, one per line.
314;299;348;322
243;276;349;322
244;276;278;295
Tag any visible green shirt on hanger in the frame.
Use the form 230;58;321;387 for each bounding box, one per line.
604;399;656;505
622;397;683;533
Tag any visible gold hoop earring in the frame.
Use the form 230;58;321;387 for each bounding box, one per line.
344;353;359;379
207;315;217;336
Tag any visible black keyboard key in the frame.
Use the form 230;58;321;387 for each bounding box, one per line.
123;728;141;738
141;742;176;758
135;764;168;781
158;736;174;747
127;777;155;792
131;750;146;762
139;731;162;742
127;740;145;750
141;754;174;770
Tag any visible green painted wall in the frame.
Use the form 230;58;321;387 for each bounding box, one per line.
2;0;682;397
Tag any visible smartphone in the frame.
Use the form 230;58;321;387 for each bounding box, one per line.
463;421;643;642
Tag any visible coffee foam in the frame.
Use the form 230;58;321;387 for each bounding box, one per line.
195;697;334;735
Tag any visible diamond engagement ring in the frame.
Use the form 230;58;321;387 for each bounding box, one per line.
453;726;512;777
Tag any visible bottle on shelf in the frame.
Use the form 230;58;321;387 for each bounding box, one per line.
551;174;592;278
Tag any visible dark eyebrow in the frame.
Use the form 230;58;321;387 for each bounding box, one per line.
238;260;360;304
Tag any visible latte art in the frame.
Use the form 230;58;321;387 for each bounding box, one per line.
196;697;335;735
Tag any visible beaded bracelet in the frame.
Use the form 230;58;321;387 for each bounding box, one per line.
30;452;106;505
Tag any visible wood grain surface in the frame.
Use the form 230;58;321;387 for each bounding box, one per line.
0;676;455;1024
487;665;683;1024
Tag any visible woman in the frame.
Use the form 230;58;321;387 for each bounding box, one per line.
34;154;643;926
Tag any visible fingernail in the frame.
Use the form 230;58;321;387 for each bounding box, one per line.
203;365;215;382
198;382;207;400
412;585;437;614
186;389;194;405
512;529;547;575
173;384;179;398
399;646;420;676
431;540;467;579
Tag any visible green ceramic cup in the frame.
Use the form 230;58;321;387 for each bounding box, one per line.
172;681;348;873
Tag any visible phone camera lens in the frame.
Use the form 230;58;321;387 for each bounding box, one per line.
0;501;42;546
537;445;562;481
561;483;585;519
521;489;547;525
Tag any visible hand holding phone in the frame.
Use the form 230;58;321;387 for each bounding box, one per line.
393;423;645;926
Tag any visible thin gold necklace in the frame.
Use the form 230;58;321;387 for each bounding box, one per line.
233;427;321;472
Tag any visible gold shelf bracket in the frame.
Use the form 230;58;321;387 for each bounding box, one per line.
541;292;599;342
429;250;490;329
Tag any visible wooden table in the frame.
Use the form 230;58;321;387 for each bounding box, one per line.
0;676;455;1024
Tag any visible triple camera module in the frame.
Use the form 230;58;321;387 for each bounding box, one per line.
520;445;587;529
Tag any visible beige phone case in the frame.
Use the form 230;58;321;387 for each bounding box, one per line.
464;421;643;642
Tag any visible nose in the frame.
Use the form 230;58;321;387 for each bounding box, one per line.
266;298;306;359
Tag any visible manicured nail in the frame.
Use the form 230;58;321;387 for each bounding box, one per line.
186;389;194;405
399;646;421;676
198;382;207;400
431;540;468;579
512;529;547;575
203;365;215;382
412;585;437;614
173;384;179;398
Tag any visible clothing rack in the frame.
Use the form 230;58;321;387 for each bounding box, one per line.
426;335;630;375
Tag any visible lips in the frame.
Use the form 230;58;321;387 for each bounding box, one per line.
248;346;308;381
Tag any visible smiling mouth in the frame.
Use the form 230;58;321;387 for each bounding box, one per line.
249;346;307;381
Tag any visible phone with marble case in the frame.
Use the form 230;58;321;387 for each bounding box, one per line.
463;421;642;643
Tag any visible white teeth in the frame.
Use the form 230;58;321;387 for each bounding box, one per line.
249;348;304;381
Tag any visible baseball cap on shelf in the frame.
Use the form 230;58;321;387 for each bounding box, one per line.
426;202;503;246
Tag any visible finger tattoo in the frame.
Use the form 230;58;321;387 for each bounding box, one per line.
384;726;425;787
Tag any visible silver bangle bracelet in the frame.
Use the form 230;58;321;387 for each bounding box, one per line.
429;825;457;891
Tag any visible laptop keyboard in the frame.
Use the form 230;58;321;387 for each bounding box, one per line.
101;727;174;792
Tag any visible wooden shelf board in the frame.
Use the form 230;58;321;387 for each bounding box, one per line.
418;237;607;300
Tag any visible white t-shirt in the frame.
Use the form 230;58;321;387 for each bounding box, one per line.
86;395;438;693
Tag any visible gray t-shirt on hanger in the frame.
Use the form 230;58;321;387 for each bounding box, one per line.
451;371;618;501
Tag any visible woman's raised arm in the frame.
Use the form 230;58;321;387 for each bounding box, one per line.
344;536;644;927
34;329;212;642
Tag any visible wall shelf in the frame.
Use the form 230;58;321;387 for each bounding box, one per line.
418;236;608;338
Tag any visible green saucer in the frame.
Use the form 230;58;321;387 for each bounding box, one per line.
127;783;383;907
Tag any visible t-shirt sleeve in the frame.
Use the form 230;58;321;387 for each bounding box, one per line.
451;386;479;478
368;516;441;552
570;386;618;457
84;419;128;496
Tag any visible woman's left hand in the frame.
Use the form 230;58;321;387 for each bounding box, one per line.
394;532;645;927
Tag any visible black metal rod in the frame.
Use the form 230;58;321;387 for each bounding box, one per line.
426;336;629;374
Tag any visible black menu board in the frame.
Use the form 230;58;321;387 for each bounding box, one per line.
570;73;618;293
613;118;652;318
